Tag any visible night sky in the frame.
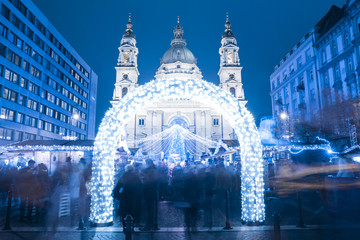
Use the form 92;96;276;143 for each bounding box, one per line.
32;0;346;131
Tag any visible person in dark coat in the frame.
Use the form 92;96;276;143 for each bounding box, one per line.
140;159;159;231
182;167;200;230
35;163;50;224
113;164;142;228
16;159;38;222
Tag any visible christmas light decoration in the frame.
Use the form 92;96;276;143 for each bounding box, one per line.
90;78;265;224
127;124;228;157
0;145;93;153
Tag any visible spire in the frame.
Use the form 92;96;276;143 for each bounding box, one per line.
171;16;186;46
124;13;135;38
223;12;234;38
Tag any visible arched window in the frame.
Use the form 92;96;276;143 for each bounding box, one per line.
122;87;128;97
230;87;236;97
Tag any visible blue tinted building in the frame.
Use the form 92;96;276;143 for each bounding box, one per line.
0;0;97;145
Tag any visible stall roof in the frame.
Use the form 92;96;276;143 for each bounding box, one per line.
0;140;95;153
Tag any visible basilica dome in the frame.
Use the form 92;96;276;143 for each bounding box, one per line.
161;44;196;64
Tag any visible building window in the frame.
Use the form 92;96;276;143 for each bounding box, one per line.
18;94;26;106
297;57;302;68
16;112;24;123
0;107;15;121
2;87;17;102
20;77;28;88
26;99;38;111
289;64;294;73
28;82;39;95
305;49;311;60
321;49;327;64
0;128;13;140
213;118;219;126
334;64;340;79
31;50;43;64
25;116;37;127
7;49;21;67
344;32;349;48
30;66;41;79
331;40;338;57
1;4;10;20
138;119;145;126
14;131;23;141
0;22;8;38
230;87;236;97
122;87;128;97
322;71;330;88
22;60;30;72
347;57;353;72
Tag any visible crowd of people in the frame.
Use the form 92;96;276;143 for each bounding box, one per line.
0;157;91;230
113;158;241;230
1;157;241;230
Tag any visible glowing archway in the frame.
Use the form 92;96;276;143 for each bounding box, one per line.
90;78;265;225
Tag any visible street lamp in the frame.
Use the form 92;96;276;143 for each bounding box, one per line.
279;112;290;140
280;112;288;120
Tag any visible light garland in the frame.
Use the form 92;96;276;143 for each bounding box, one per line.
128;124;228;157
90;78;265;224
0;145;93;153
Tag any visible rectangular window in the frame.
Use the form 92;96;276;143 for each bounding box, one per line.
297;57;302;68
11;13;25;33
30;66;41;79
31;50;43;64
22;60;30;72
23;43;31;55
0;107;15;121
7;49;22;67
0;23;8;38
20;77;28;88
26;27;34;40
1;4;11;20
27;11;35;24
18;94;26;105
25;115;37;127
14;131;23;141
16;112;24;123
213;118;219;126
0;127;13;140
34;34;44;49
138;119;145;126
2;87;17;102
28;81;39;95
4;68;19;84
26;99;38;111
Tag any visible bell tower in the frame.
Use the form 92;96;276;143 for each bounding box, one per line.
218;13;245;102
111;14;139;105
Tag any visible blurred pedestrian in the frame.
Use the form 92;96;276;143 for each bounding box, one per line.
16;159;38;222
113;164;142;229
140;159;159;231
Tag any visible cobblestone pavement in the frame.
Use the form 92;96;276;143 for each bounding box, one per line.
1;227;360;240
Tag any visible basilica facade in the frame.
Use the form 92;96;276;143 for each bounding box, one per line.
111;15;246;157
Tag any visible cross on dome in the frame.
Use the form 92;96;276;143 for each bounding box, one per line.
223;12;234;38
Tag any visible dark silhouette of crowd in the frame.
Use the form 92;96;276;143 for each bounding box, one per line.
0;156;241;231
112;158;241;230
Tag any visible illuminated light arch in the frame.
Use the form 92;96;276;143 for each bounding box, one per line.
90;78;265;225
